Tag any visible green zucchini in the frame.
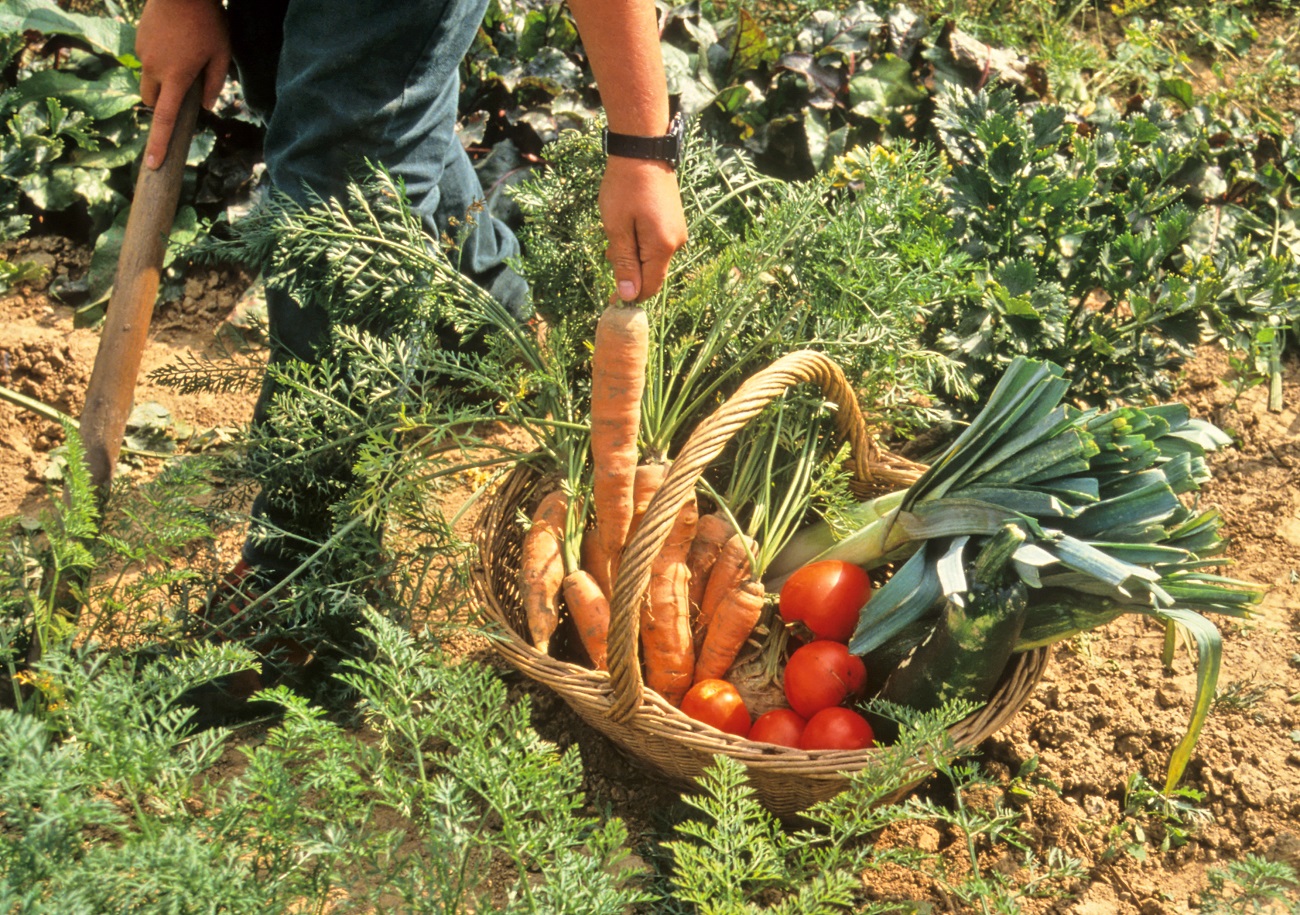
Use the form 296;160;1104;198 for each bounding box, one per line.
1013;593;1128;651
878;525;1029;712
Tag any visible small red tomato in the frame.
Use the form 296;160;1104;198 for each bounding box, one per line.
748;708;807;747
680;679;752;738
779;560;872;643
799;707;875;751
782;640;868;719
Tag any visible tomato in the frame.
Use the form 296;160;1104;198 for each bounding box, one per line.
782;640;867;719
799;707;875;751
748;709;807;747
779;560;872;643
680;679;751;738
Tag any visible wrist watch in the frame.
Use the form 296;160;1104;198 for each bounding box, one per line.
602;113;684;170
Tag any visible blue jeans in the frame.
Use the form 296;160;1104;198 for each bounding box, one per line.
227;0;529;576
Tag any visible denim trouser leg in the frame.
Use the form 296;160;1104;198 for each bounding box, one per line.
227;0;530;576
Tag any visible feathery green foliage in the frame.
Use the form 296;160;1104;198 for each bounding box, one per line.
2;612;652;913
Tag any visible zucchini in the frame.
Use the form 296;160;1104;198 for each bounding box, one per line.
878;525;1029;712
1013;592;1128;651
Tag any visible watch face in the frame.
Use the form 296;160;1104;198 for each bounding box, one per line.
668;113;684;164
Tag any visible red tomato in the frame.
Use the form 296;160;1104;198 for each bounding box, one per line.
799;707;875;751
779;560;872;643
782;640;868;719
748;709;807;747
680;679;751;738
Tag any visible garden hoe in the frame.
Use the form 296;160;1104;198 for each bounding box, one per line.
24;82;204;668
79;80;203;500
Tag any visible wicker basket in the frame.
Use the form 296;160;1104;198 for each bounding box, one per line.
471;350;1050;816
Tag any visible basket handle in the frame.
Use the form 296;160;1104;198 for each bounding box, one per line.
605;349;922;721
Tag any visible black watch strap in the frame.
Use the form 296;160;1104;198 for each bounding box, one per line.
602;113;683;169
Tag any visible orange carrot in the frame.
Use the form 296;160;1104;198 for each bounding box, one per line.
693;579;766;682
626;461;669;545
587;304;649;595
580;526;611;598
643;498;698;705
694;532;757;653
686;511;736;617
562;569;610;670
518;489;568;654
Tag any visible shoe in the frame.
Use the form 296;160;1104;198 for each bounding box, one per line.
180;560;317;726
181;557;392;727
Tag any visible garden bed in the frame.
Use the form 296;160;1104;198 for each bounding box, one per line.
1;236;1297;912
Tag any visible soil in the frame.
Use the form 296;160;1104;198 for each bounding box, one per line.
2;237;1299;913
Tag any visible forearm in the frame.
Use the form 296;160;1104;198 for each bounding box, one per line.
566;0;671;136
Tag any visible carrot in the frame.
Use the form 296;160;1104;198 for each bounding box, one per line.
587;303;649;595
642;497;698;705
693;579;766;682
626;461;669;545
686;511;736;617
580;526;611;598
518;489;568;654
562;569;610;671
693;532;757;653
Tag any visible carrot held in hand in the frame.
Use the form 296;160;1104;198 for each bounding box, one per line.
693;578;766;682
587;303;649;594
643;497;699;705
686;511;735;616
563;569;611;670
519;489;569;654
694;532;757;653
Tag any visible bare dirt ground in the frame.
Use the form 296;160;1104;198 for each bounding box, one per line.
2;236;1298;913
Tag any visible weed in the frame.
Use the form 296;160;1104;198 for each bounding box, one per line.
2;613;653;912
905;760;1087;913
1214;678;1272;714
1198;855;1300;914
1005;754;1063;804
664;704;1086;913
1107;772;1213;860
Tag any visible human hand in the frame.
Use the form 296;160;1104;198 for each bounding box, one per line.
599;156;688;302
136;0;230;169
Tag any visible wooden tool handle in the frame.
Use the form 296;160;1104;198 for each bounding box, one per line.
80;81;203;495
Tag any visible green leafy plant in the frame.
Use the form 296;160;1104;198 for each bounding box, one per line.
3;602;653;912
1;0;143;233
0;420;230;677
1199;854;1300;915
929;87;1204;404
0;0;231;313
904;759;1087;913
663;700;1084;914
1111;772;1212;859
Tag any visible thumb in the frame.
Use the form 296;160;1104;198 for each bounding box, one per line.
605;225;642;302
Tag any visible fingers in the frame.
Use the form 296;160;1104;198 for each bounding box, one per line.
605;224;642;302
140;71;161;108
606;224;677;302
144;78;187;170
202;53;229;109
600;157;688;302
636;226;677;300
134;0;231;168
